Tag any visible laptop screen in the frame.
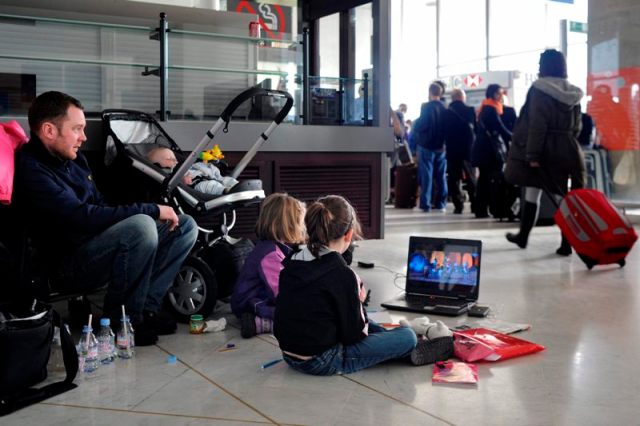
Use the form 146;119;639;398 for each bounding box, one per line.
405;236;482;300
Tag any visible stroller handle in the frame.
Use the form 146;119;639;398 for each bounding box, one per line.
220;87;293;124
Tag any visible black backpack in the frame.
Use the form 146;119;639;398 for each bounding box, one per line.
199;237;256;299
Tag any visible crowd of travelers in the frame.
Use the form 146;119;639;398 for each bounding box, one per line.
397;49;593;254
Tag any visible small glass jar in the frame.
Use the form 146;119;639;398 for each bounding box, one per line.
189;314;205;334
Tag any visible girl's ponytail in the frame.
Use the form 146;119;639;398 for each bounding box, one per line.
305;195;362;257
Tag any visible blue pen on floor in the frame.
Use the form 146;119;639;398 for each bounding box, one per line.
261;358;283;369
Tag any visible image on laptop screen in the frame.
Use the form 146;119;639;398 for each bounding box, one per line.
406;236;482;299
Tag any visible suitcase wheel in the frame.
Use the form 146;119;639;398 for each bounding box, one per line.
578;253;597;270
618;259;626;268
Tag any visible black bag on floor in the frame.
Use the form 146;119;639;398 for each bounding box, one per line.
489;170;518;221
199;237;255;299
0;301;78;416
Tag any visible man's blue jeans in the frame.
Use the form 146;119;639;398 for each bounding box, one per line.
417;146;448;211
282;323;417;376
60;214;198;322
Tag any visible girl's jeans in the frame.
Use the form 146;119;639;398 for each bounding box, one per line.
283;322;417;376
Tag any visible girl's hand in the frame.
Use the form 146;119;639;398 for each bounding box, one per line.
359;283;368;303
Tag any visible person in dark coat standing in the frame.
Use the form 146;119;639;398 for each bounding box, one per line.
412;83;448;212
504;49;585;255
577;112;595;148
502;106;517;133
501;89;518;133
443;88;476;214
471;84;512;218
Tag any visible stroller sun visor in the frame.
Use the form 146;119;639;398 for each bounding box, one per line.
105;119;174;166
102;108;267;214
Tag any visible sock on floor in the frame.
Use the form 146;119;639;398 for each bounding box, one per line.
424;320;452;340
399;317;452;340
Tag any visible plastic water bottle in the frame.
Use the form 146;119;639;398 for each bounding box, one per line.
117;315;135;359
47;326;64;373
78;325;99;373
97;318;116;364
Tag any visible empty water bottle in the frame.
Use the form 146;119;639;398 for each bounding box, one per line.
78;325;99;373
117;315;135;359
97;318;116;364
47;326;64;373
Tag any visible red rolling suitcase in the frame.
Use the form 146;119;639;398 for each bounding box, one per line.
553;188;637;269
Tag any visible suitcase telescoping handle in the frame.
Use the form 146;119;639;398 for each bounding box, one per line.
534;168;567;210
167;87;293;192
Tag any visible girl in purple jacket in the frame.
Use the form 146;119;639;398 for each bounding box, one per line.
231;193;306;338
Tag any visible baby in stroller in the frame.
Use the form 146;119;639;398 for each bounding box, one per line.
147;147;238;196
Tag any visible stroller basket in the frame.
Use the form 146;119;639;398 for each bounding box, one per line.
102;87;293;214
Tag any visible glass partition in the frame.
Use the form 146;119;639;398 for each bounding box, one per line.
0;13;156;115
0;11;377;127
167;28;298;122
0;13;299;122
307;76;370;126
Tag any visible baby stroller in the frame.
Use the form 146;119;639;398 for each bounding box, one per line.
101;87;293;320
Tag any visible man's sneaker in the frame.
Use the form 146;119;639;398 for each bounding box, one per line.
144;310;177;335
130;320;159;346
240;312;257;338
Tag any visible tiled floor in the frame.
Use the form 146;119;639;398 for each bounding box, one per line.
5;206;640;425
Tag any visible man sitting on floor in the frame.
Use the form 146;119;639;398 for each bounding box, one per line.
13;91;198;345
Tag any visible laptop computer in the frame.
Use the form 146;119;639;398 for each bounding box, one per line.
381;236;482;316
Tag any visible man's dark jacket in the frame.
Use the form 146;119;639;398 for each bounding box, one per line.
412;100;447;151
443;100;476;162
13;135;159;265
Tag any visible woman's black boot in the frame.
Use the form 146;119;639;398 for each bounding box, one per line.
556;234;572;256
506;201;539;248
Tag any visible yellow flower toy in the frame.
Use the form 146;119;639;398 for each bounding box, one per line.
199;144;224;163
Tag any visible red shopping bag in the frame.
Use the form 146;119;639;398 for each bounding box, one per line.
453;328;544;362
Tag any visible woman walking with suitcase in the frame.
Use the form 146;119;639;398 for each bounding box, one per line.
504;49;585;254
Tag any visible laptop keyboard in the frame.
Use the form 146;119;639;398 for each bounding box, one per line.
406;295;468;311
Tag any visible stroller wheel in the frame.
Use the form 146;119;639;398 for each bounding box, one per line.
165;255;217;322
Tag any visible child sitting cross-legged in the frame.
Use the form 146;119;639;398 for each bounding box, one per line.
274;195;432;376
230;193;306;338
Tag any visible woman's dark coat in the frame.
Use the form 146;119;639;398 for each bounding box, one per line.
505;77;585;193
471;104;512;169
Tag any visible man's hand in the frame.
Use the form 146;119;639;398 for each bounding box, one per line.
529;161;541;168
158;205;179;231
